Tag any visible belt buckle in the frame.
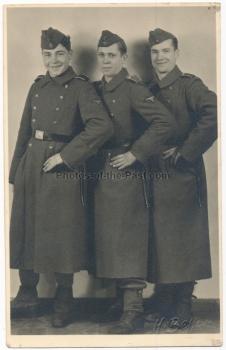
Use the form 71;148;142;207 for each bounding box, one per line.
35;130;44;140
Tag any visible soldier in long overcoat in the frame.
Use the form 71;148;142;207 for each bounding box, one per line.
9;27;113;327
145;29;218;324
91;30;176;334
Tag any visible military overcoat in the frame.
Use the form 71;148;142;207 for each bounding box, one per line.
9;66;113;274
147;65;217;283
92;68;176;279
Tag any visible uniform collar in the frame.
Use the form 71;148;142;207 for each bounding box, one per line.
104;67;129;92
38;66;76;88
148;65;182;89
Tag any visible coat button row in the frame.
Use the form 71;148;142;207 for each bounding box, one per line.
65;85;68;88
35;94;38;97
33;106;36;110
32;119;35;122
60;96;64;99
29;143;32;147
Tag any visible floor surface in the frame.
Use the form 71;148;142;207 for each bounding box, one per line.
10;298;220;335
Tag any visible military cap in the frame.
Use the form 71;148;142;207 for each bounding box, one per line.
41;27;70;50
149;28;177;48
98;30;127;52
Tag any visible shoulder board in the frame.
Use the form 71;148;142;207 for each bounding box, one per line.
126;75;142;83
181;73;195;79
34;75;45;82
74;74;89;82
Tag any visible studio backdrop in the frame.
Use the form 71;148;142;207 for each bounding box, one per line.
6;4;219;299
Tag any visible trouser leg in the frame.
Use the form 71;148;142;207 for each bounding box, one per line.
174;281;195;320
145;282;196;324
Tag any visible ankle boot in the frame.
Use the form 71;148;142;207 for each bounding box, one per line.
145;284;177;322
11;285;45;319
108;289;144;334
175;282;195;321
166;282;196;332
52;286;74;328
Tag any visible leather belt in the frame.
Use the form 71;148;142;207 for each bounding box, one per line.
32;130;74;143
101;139;133;150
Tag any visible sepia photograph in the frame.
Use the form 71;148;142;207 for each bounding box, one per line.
4;2;221;348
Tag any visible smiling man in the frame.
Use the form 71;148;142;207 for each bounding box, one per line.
9;27;113;328
145;28;218;325
91;30;176;334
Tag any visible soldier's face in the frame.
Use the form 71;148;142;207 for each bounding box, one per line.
42;44;72;77
97;44;127;81
150;39;179;77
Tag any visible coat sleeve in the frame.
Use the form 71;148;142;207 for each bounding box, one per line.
60;81;114;170
9;86;33;184
178;77;218;162
129;83;177;163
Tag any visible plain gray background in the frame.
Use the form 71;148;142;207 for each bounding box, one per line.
6;5;219;300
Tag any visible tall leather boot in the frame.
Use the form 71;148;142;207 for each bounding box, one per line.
91;286;123;323
11;270;44;319
145;284;177;323
52;286;74;328
108;289;144;334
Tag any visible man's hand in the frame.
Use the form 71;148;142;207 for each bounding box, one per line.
162;147;181;165
43;153;63;172
110;151;137;170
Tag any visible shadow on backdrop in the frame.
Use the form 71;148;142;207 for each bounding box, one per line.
73;46;97;78
131;40;155;84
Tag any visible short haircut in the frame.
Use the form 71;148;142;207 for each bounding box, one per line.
116;40;127;55
171;38;178;50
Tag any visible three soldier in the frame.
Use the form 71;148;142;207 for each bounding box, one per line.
9;27;217;333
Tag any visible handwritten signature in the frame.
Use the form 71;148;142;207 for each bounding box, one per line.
153;317;212;333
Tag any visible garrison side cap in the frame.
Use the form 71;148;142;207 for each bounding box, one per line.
98;30;127;53
149;28;177;49
41;27;70;50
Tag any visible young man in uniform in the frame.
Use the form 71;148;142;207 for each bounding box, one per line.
9;27;113;328
145;28;217;325
92;30;176;334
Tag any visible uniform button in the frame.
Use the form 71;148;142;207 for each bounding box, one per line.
167;100;171;103
35;94;39;97
29;143;32;147
108;152;111;157
49;146;53;149
33;106;36;110
65;85;68;88
53;121;57;124
112;100;116;103
169;86;172;90
60;96;64;99
32;119;36;122
110;113;114;117
56;107;59;111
